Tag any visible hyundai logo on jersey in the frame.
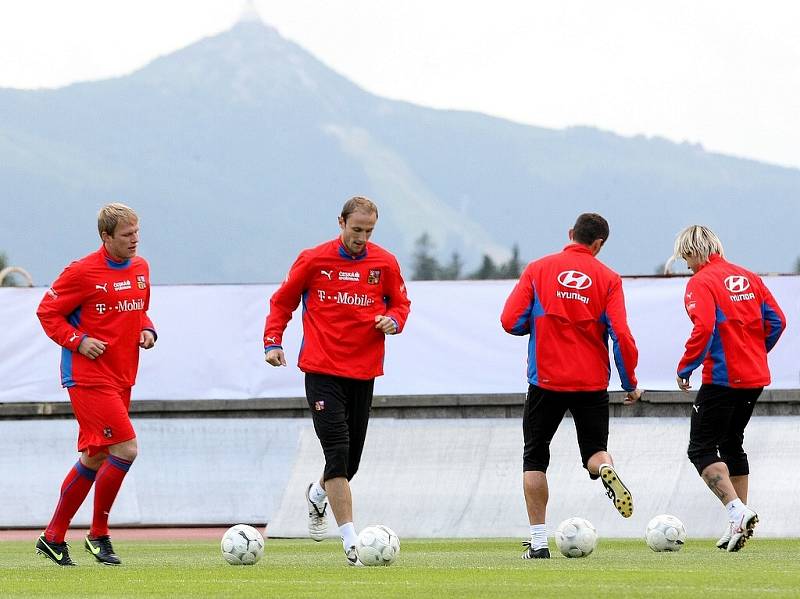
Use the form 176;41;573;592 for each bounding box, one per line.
558;270;593;290
724;275;750;293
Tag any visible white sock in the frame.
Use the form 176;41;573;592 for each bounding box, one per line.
726;498;745;521
530;524;548;550
309;480;327;504
340;522;358;550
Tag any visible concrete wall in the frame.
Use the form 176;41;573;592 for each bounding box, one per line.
2;416;798;538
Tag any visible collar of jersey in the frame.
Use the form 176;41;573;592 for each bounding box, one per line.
100;245;131;270
562;243;594;255
696;253;723;273
338;241;368;261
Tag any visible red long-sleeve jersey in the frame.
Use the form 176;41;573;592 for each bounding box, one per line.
677;254;785;387
501;244;638;392
264;239;411;380
37;246;156;389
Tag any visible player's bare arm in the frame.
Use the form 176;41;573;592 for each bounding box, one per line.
78;336;107;360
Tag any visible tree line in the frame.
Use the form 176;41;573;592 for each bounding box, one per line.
410;233;524;281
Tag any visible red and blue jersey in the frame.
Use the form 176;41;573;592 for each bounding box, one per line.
264;239;411;381
501;244;639;392
677;254;785;388
37;246;156;389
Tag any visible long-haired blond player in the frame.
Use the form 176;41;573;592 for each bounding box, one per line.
667;225;785;552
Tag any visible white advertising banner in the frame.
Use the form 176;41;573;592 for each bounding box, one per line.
0;276;797;403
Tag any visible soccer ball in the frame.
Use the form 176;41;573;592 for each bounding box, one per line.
645;514;686;552
555;517;598;558
220;524;265;565
355;525;400;566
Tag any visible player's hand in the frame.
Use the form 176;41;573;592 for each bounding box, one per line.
265;348;287;367
677;376;691;391
139;330;156;349
78;337;107;360
624;388;644;405
374;315;398;335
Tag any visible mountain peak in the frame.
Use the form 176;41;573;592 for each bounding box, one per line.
237;0;262;24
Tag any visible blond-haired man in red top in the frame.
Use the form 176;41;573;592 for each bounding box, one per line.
36;203;156;566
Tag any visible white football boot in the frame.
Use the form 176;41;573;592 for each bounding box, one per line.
345;545;364;567
716;522;733;549
727;507;758;552
305;482;328;541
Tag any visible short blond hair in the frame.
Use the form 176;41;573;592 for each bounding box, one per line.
98;203;138;238
340;196;378;222
665;225;724;273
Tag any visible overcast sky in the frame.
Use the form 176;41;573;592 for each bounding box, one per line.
1;0;798;169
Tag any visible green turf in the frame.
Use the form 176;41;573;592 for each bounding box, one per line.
1;538;798;598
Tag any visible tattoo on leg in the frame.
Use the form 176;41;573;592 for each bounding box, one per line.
703;473;729;502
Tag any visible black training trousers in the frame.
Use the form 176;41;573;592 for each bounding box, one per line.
305;372;374;482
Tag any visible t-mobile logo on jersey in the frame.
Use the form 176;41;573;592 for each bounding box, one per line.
116;299;144;312
335;291;374;306
95;303;107;314
315;290;375;306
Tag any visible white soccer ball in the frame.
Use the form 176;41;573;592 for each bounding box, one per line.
221;524;265;565
355;525;400;566
645;514;686;552
555;517;598;558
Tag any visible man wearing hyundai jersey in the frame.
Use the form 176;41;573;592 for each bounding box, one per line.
501;213;643;559
263;196;410;566
668;225;785;553
35;203;156;566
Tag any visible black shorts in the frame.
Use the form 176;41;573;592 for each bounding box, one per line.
523;385;609;476
687;383;761;476
305;372;374;482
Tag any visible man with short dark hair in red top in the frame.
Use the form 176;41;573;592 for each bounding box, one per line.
263;196;411;566
502;213;643;559
35;203;156;566
668;224;785;552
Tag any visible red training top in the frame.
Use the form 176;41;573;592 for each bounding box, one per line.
264;239;411;381
677;254;785;388
501;243;639;392
37;246;156;389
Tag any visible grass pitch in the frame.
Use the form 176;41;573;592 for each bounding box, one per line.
1;537;798;598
